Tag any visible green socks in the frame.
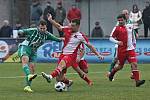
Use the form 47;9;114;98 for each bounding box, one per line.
23;64;31;86
108;60;116;72
23;64;30;76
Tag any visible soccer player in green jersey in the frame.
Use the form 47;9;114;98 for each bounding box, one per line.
18;20;63;92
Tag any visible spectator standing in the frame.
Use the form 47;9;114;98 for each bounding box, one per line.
91;21;104;38
30;0;43;25
129;4;142;35
14;21;22;30
67;4;81;22
14;21;23;38
55;2;66;37
43;1;55;33
142;1;150;37
0;20;13;38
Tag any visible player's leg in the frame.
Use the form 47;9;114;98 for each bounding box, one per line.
128;50;145;87
79;60;88;73
42;55;68;83
107;48;118;76
56;69;73;91
73;65;92;86
108;64;123;81
108;50;125;81
29;55;37;74
18;46;37;92
29;63;35;74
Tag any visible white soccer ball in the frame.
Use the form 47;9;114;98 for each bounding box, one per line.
54;82;66;92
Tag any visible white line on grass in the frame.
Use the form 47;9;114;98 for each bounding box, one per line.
0;71;104;79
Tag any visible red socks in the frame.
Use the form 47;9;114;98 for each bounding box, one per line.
51;67;62;78
110;68;117;76
132;70;140;81
82;75;93;86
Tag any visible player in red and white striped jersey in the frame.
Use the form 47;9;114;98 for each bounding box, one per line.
41;14;104;87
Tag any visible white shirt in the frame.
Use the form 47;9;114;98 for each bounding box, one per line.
62;32;88;54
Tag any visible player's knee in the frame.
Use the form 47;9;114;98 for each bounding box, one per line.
21;56;29;64
116;65;123;70
83;69;88;73
131;62;138;69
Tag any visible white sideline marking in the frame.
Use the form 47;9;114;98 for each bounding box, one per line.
0;71;104;79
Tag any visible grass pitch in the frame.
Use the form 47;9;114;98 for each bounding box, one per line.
0;63;149;100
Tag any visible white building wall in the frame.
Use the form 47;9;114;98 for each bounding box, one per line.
0;0;11;27
0;0;147;37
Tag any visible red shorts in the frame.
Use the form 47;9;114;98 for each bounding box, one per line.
58;54;78;68
117;49;137;66
78;60;88;71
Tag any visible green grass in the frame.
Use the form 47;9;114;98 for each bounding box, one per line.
0;63;150;100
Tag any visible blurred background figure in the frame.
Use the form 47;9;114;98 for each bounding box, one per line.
43;1;55;33
14;21;22;30
142;1;150;38
30;0;43;25
67;4;81;22
55;1;66;37
129;4;142;35
91;21;104;38
0;20;13;38
30;21;37;28
13;21;23;38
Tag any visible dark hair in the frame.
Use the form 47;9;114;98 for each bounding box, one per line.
132;4;139;13
57;2;62;5
71;19;80;25
95;21;100;25
117;14;126;20
72;4;76;6
47;1;51;4
38;20;47;26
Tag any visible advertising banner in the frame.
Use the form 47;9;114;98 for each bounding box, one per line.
36;39;150;63
0;39;23;63
1;38;150;63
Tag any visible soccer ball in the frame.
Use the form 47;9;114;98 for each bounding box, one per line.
54;82;66;92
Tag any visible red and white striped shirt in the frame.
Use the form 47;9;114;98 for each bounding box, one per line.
62;26;89;55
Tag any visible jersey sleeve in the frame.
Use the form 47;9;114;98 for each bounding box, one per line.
18;28;37;36
109;26;119;43
110;26;118;38
46;32;61;42
80;33;89;45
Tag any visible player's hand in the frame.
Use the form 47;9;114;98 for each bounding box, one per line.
47;13;52;21
118;41;123;46
98;55;104;60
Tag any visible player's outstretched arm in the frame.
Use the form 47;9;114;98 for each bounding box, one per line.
86;43;104;60
47;13;63;31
